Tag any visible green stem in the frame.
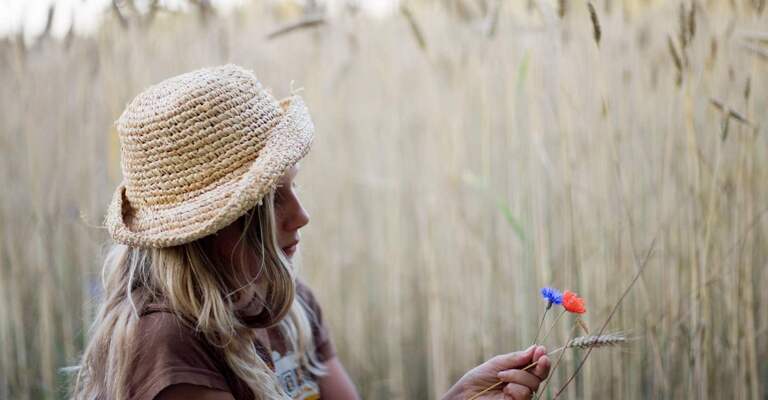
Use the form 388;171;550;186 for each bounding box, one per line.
532;306;550;345
533;324;579;400
540;309;566;345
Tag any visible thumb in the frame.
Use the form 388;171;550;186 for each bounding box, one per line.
494;345;536;369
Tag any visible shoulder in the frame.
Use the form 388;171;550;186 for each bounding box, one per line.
293;280;337;362
295;279;320;308
136;311;207;351
155;384;235;400
127;311;231;400
136;310;194;345
295;279;327;326
135;312;220;368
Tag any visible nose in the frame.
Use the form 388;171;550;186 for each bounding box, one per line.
280;190;310;233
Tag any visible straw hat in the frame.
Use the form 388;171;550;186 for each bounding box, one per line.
105;64;314;248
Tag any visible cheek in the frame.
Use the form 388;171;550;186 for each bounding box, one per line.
213;224;242;255
274;202;294;231
274;211;288;232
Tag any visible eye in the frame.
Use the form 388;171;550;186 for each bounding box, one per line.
274;186;286;203
273;180;299;206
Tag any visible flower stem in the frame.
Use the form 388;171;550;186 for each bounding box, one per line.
539;309;566;345
532;306;550;345
533;324;579;400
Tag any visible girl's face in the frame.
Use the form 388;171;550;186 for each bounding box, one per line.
272;164;310;258
211;164;309;271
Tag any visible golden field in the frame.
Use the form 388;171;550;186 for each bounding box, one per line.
0;1;766;399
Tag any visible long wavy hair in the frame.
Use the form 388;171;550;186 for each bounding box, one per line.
71;191;326;400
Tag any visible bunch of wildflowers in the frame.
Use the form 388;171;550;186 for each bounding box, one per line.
535;287;588;345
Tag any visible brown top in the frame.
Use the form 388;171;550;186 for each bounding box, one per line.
123;281;335;400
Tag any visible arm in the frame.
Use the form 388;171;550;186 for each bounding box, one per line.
318;356;360;400
155;384;235;400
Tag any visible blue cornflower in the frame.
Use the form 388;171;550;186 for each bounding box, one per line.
540;287;563;309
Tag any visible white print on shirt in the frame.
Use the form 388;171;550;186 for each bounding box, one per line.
271;350;321;400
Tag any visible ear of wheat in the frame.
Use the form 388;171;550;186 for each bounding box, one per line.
566;333;628;350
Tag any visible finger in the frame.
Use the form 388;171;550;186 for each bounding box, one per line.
497;369;542;392
532;355;551;380
503;383;532;400
532;346;547;362
494;345;535;369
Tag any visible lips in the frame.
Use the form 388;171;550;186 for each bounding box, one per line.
281;240;299;257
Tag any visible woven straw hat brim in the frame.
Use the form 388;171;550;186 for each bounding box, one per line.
106;95;313;248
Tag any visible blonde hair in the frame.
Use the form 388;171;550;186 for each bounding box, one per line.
71;192;326;400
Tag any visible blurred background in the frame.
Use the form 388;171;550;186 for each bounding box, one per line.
1;0;767;399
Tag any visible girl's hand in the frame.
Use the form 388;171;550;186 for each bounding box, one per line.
442;345;551;400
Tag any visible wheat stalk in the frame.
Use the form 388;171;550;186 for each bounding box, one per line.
587;2;601;46
265;14;325;40
667;35;683;86
400;4;428;52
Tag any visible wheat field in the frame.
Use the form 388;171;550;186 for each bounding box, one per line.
0;1;767;399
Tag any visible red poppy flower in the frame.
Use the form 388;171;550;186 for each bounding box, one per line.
562;290;586;314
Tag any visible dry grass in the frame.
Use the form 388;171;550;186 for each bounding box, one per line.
0;2;767;399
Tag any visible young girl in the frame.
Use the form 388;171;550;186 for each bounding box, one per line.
72;65;550;400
